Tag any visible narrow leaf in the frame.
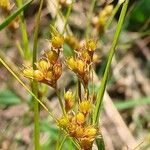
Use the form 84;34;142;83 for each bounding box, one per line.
0;0;33;31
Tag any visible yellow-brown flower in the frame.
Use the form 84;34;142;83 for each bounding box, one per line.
45;50;59;64
51;33;64;49
76;112;85;125
79;100;91;115
22;68;34;79
64;90;74;112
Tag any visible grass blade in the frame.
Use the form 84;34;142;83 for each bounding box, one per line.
93;0;129;125
0;0;33;31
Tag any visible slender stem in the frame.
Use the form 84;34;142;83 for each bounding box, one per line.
62;1;73;35
85;0;96;39
78;80;82;101
16;0;30;60
93;0;129;125
32;0;43;149
56;88;67;117
104;2;121;31
0;57;57;122
57;135;67;150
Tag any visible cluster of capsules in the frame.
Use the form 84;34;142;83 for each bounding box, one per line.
22;30;99;149
59;90;98;150
57;40;99;150
23;32;64;88
66;39;97;88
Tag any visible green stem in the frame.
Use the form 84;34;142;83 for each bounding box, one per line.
85;0;96;39
104;2;121;31
57;135;67;150
93;0;129;125
62;1;73;35
56;88;67;117
16;0;30;60
77;80;81;102
32;0;44;149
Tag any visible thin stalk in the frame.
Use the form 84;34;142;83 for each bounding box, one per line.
16;0;30;60
77;80;82;101
57;135;67;150
85;0;96;39
0;57;57;122
32;0;43;149
104;2;121;31
56;88;67;117
15;40;24;58
62;1;73;35
93;0;129;125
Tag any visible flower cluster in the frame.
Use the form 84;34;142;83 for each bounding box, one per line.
93;4;113;33
59;90;98;150
22;33;64;88
66;40;97;87
22;29;99;149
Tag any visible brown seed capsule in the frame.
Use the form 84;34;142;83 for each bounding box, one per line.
33;70;44;81
75;126;84;138
64;90;74;112
53;62;62;79
22;68;34;79
51;34;64;49
58;116;68;128
76;59;86;75
86;40;97;52
84;126;97;138
79;101;91;115
66;57;77;71
36;59;50;73
45;50;59;64
80;137;94;150
76;112;85;125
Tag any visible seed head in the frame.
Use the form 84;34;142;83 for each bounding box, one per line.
45;50;59;64
22;68;34;79
58;116;68;128
75;126;84;138
36;59;50;73
86;40;97;52
84;126;97;138
53;62;62;79
66;57;77;71
79;100;91;115
76;59;86;75
51;34;64;49
33;70;44;81
76;112;85;125
64;90;74;112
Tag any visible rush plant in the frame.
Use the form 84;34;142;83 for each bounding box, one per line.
0;0;130;149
